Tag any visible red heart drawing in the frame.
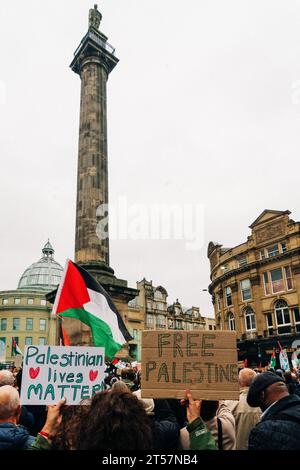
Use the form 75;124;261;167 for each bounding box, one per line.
89;370;98;382
29;367;40;379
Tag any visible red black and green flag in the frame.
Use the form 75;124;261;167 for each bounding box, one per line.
52;260;132;360
12;337;22;356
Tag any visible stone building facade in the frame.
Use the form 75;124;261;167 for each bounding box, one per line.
0;242;63;364
0;291;56;363
207;210;300;366
127;278;215;361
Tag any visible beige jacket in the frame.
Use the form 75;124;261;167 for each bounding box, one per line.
226;388;261;450
180;401;236;450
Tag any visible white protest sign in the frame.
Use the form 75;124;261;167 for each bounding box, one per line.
21;345;105;405
279;349;290;372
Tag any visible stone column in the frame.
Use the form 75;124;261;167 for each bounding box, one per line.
75;56;109;266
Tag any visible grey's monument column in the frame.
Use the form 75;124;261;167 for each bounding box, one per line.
69;6;138;350
70;4;118;282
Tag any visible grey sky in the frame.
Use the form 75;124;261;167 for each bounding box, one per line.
0;0;300;317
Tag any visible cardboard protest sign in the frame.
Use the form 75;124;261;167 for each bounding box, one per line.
141;330;239;400
14;355;23;368
21;346;105;405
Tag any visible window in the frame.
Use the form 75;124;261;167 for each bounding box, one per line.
284;266;293;290
27;299;34;305
147;301;152;311
266;313;273;336
39;319;46;331
0;319;7;331
261;243;286;259
146;314;154;328
14;298;21;305
154;290;163;300
260;249;266;260
263;272;270;295
241;279;251;301
2;298;8;305
209;325;213;330
25;337;32;346
133;329;139;339
225;287;232;306
26;318;33;331
238;256;247;267
13;318;20;331
270;268;285;293
228;313;236;331
268;244;279;257
275;300;291;334
245;307;256;331
294;307;300;333
40;299;47;306
39;337;47;345
157;315;166;328
156;302;164;311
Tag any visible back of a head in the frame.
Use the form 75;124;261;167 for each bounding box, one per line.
200;400;219;421
239;368;257;388
112;380;130;393
276;369;285;379
0;370;15;387
121;368;136;382
247;371;287;408
0;385;20;421
284;371;292;383
52;405;89;450
74;390;153;450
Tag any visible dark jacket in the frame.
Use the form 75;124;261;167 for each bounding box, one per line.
19;406;35;435
151;399;180;449
249;395;300;450
23;405;47;436
286;380;298;396
0;423;35;450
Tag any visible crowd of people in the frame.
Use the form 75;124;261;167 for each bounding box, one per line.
0;362;300;450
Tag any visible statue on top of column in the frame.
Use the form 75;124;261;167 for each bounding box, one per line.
89;4;102;30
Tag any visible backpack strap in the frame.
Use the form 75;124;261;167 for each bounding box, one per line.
217;417;223;450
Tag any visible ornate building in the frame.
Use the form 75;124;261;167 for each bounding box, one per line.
127;278;215;361
207;209;300;366
0;242;63;364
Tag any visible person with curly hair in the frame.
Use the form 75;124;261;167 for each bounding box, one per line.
74;389;153;450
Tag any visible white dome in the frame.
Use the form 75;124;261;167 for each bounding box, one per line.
18;241;63;292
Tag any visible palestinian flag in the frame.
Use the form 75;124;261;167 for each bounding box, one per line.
12;338;22;356
58;320;71;346
270;351;276;368
52;260;132;359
